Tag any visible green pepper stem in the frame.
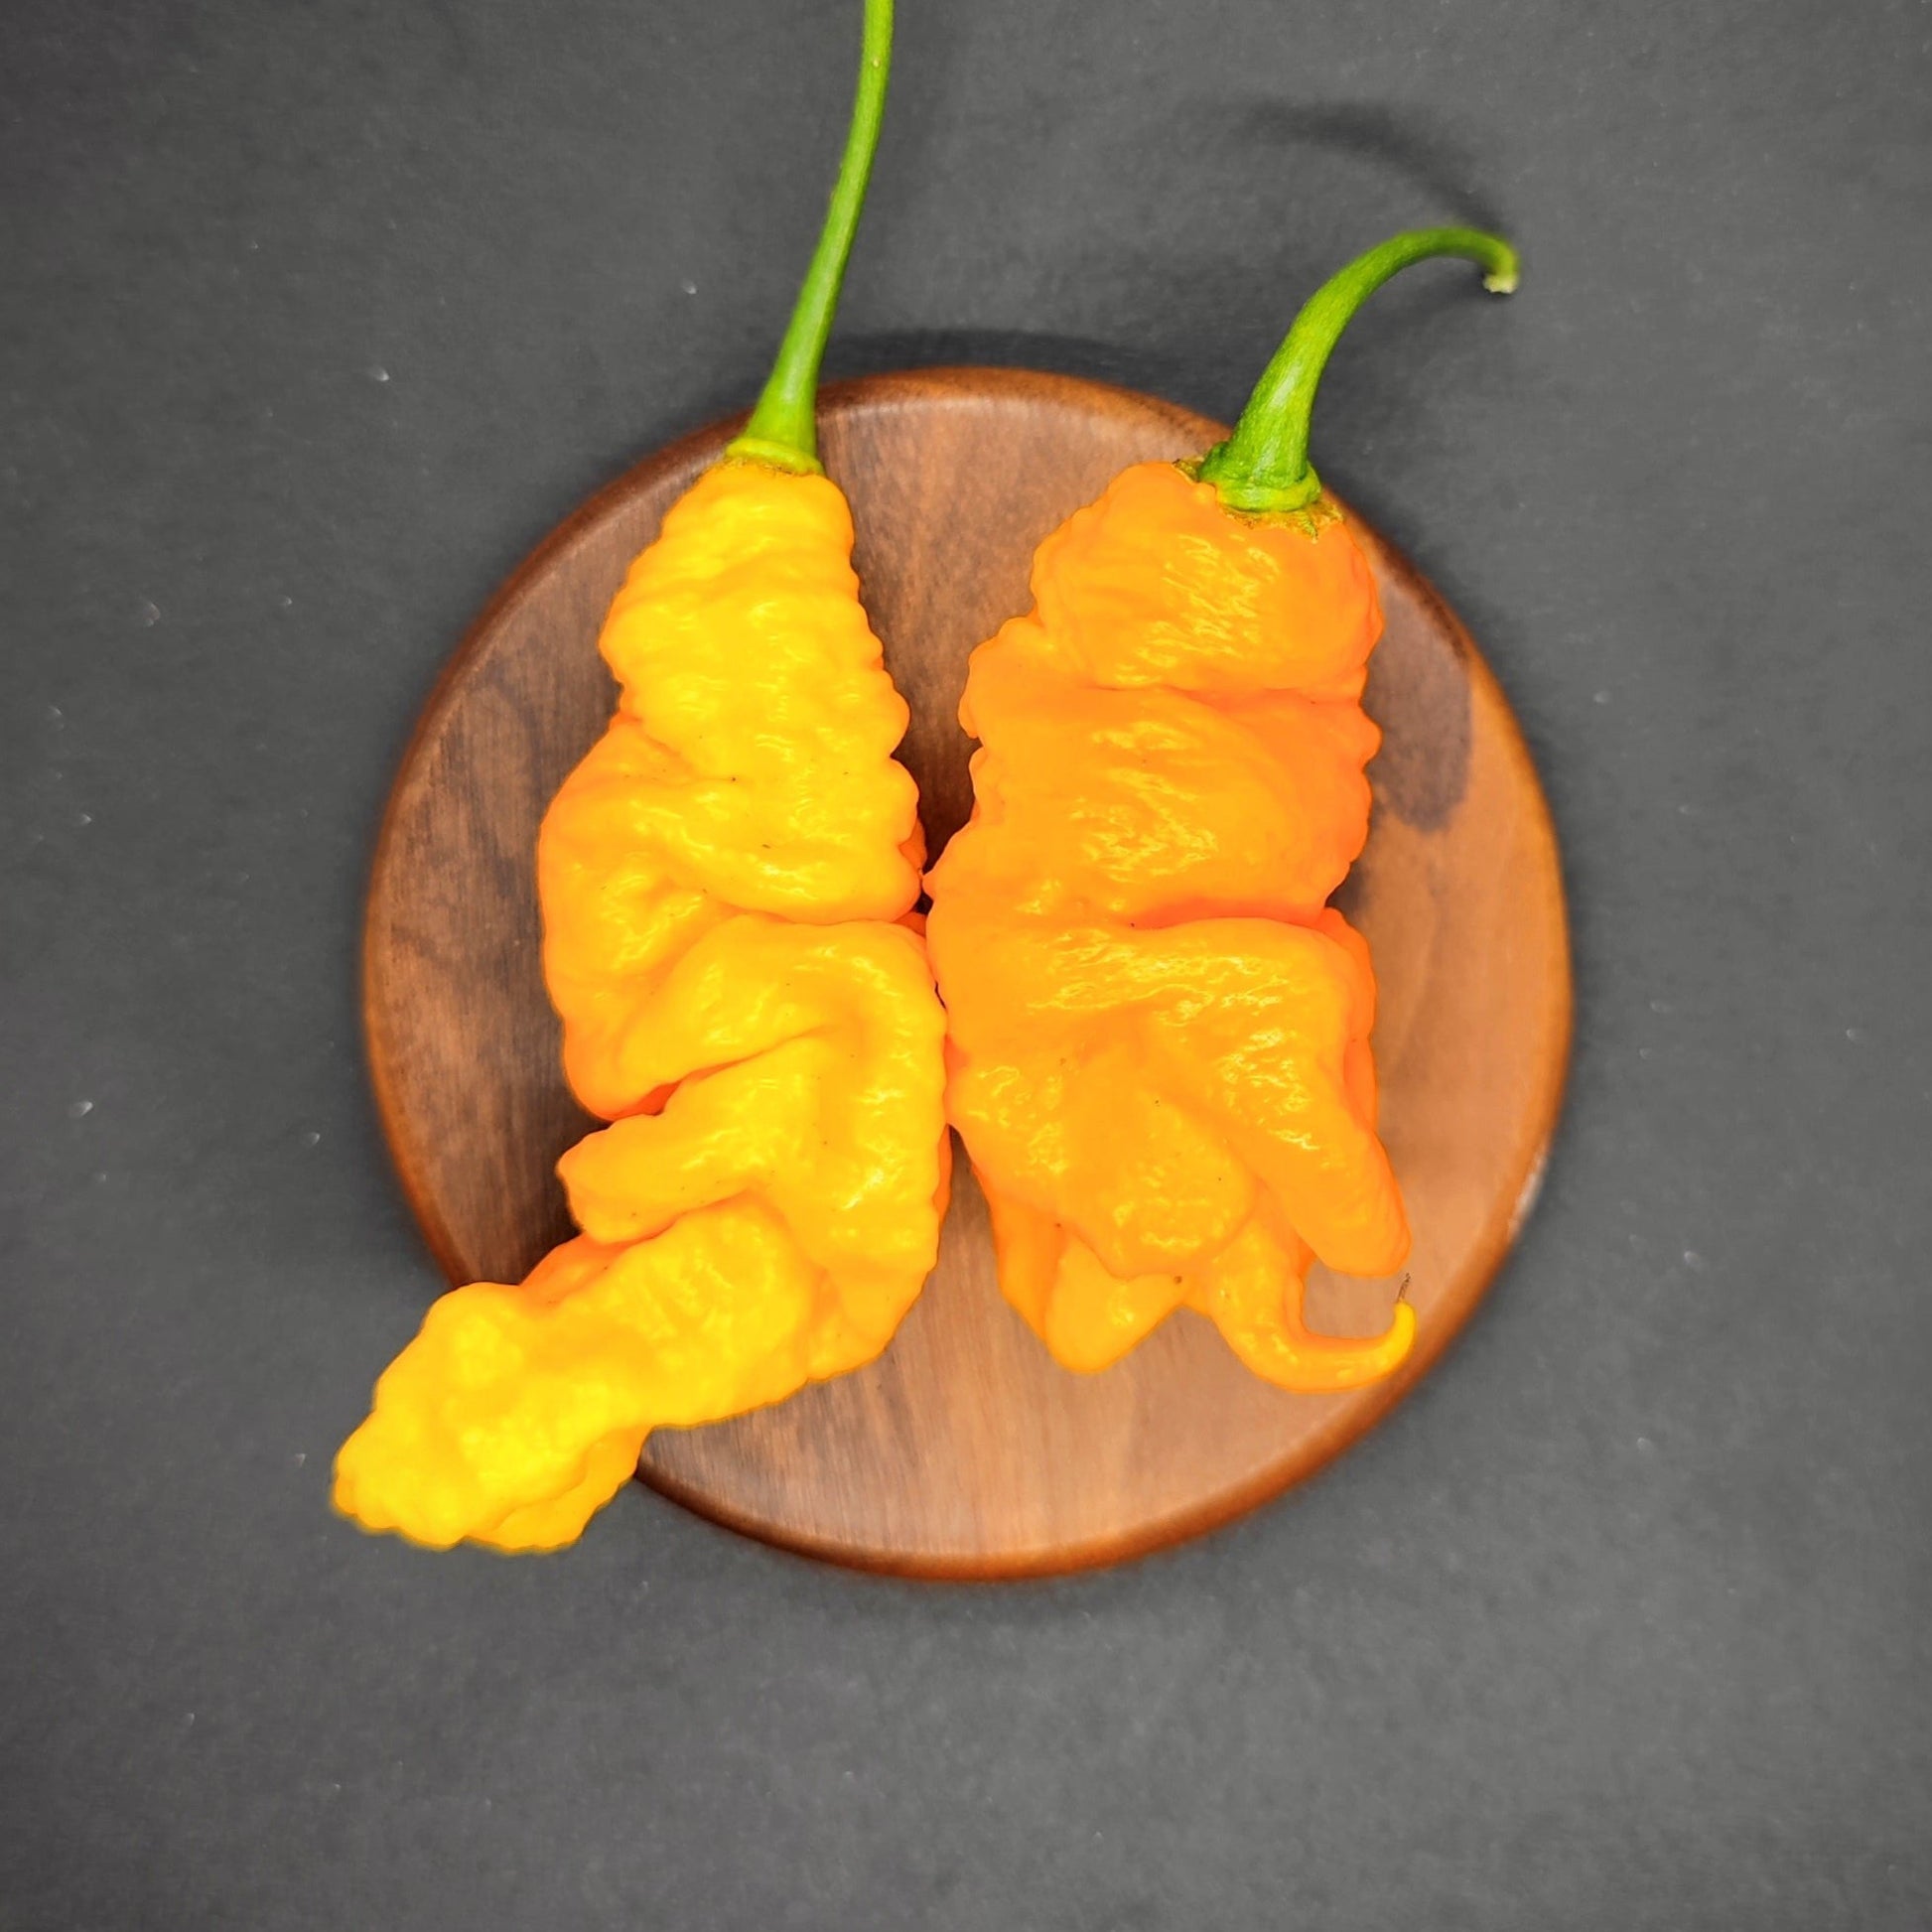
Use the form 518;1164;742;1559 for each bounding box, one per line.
724;0;893;475
1196;227;1518;515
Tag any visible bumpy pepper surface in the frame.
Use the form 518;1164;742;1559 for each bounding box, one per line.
334;0;944;1551
925;465;1410;1388
335;463;947;1550
925;228;1517;1392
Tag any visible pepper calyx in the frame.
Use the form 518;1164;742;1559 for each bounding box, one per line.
721;438;826;478
1180;454;1341;532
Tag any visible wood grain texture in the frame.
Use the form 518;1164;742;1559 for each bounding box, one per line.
362;368;1572;1577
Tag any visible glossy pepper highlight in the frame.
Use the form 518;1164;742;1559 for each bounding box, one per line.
925;229;1517;1392
335;0;947;1552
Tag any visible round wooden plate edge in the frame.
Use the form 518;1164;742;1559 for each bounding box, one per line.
359;367;1575;1580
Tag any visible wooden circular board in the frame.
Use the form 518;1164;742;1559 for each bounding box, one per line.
363;368;1571;1578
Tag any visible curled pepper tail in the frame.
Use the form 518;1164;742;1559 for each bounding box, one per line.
927;459;1411;1392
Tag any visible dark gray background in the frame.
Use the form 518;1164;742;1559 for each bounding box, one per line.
5;0;1929;1925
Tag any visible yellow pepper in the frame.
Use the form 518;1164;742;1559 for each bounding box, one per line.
333;0;945;1551
926;230;1518;1392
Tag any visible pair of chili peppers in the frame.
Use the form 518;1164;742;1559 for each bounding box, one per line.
335;0;1516;1551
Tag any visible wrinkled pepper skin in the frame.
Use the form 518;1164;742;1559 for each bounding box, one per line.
925;460;1414;1391
335;464;948;1550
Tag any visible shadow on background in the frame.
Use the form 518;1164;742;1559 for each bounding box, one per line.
1222;100;1508;233
826;327;1190;402
859;97;1514;545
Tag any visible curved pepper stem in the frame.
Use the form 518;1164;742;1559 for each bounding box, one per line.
725;0;894;475
1197;226;1518;515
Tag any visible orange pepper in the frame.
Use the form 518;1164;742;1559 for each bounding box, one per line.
926;229;1518;1392
333;0;943;1551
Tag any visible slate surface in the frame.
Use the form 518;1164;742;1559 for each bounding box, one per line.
3;1;1928;1925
